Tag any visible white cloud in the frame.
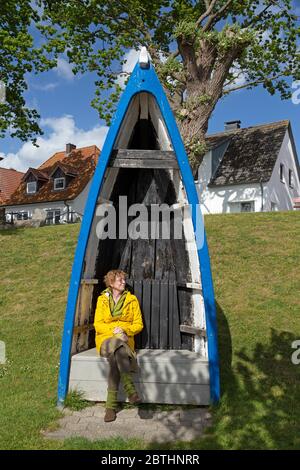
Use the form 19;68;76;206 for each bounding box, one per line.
0;115;108;172
55;58;75;81
116;49;140;89
31;82;59;91
224;63;248;91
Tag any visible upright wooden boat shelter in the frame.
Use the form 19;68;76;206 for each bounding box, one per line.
57;48;220;406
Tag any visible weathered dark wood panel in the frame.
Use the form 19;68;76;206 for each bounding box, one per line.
130;279;185;350
151;280;160;348
110;150;178;169
142;280;151;348
172;282;181;349
160;281;169;349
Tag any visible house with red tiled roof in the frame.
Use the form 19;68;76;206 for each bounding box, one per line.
2;144;100;225
0;166;24;205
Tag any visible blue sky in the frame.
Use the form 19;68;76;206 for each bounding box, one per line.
1;9;300;172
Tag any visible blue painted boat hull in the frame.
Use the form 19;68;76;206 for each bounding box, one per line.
57;61;220;405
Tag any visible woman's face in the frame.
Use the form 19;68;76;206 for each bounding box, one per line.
110;275;126;293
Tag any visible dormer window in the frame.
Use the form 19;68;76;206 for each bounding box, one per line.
27;181;37;194
54;177;65;190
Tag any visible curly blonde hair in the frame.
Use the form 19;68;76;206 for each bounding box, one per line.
103;269;127;288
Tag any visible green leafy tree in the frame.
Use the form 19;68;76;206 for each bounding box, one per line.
0;1;44;143
3;1;300;163
38;0;300;167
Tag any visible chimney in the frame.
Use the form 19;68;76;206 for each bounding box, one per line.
224;120;241;131
66;143;76;155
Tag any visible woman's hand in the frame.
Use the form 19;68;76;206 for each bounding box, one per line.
113;327;124;335
113;327;128;342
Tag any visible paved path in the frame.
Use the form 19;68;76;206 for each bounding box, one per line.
43;405;212;443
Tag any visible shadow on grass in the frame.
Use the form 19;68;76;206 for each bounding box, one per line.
0;227;24;236
146;303;300;449
60;303;299;450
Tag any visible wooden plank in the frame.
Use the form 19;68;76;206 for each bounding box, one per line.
112;149;176;159
81;279;99;285
160;281;169;349
125;278;134;289
133;280;143;349
180;325;206;338
177;289;193;351
73;324;95;334
72;284;90;353
139;93;149;120
109;149;178;169
142;280;151;349
109;158;178;169
151;280;160;348
172;282;181;349
119;239;132;273
177;282;202;292
133;279;143;306
69;380;210;405
71;354;210;383
168;282;174;348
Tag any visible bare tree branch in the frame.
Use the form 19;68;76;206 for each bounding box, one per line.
195;0;219;28
224;69;248;87
222;71;288;94
203;0;235;32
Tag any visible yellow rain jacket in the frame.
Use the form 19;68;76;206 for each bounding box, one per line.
94;290;144;353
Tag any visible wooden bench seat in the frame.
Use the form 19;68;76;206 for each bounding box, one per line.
69;347;210;405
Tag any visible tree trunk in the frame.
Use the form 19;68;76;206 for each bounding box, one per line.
169;34;247;169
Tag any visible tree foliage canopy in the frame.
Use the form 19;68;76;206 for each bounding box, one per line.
0;1;43;143
1;1;300;159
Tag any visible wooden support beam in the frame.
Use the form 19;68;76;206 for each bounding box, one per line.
180;324;206;338
80;279;99;285
74;324;95;334
109;149;179;169
177;282;202;292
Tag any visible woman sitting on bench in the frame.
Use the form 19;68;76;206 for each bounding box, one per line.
94;269;144;422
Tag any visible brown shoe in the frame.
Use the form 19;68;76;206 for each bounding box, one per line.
104;408;116;422
128;393;141;405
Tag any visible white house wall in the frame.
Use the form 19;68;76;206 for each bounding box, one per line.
197;182;264;214
71;180;92;217
6;201;68;223
264;129;300;211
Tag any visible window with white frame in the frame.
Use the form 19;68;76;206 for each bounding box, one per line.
26;181;37;194
16;211;29;220
280;163;284;182
289;169;293;188
46;209;61;225
54;177;65;190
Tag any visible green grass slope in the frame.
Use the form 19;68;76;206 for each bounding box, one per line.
0;211;299;449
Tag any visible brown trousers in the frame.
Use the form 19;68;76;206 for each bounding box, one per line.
100;338;132;390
